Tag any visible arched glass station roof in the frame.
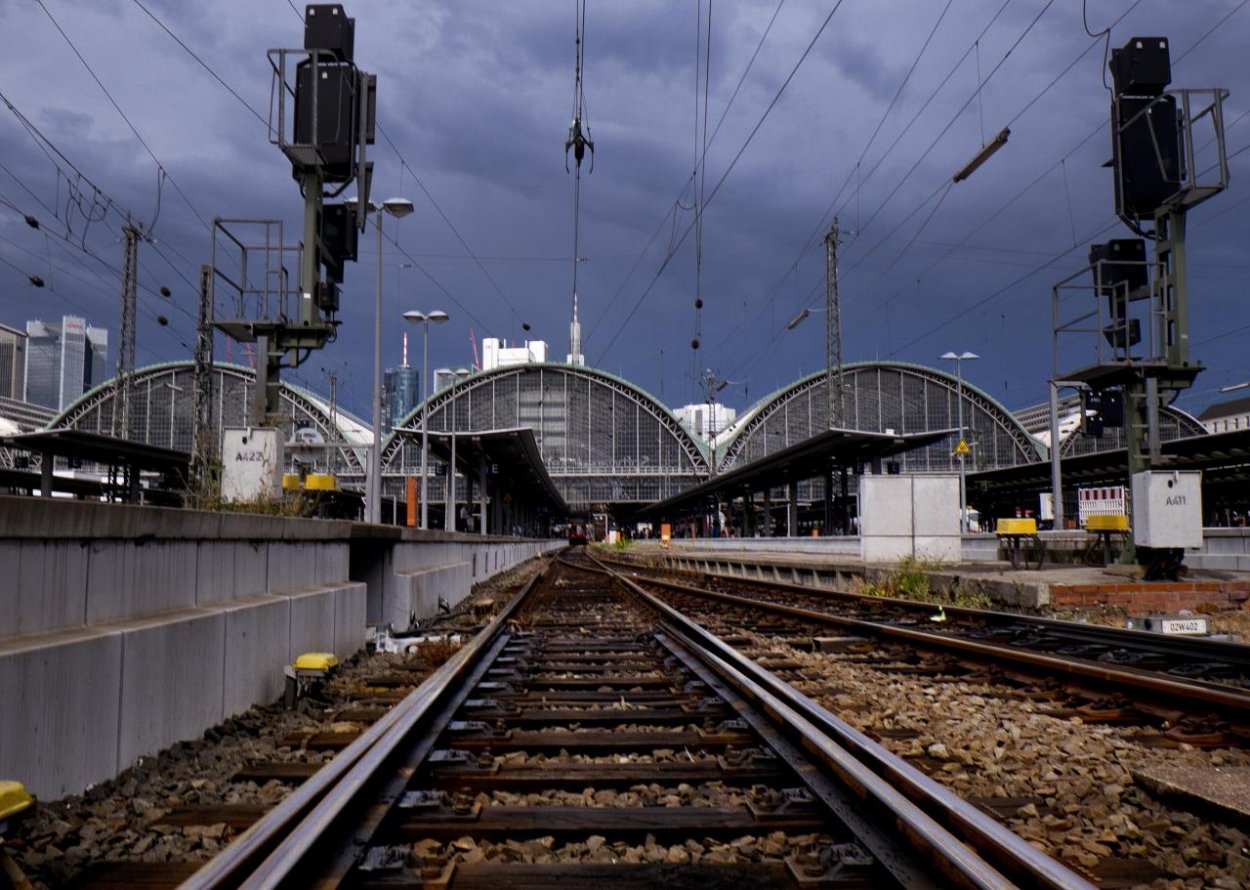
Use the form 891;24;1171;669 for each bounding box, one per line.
21;358;1213;515
719;361;1043;475
380;363;709;510
49;361;369;474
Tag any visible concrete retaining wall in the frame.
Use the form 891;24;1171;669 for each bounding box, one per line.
0;497;558;799
1190;528;1250;572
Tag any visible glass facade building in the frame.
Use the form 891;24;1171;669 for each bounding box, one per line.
23;316;108;410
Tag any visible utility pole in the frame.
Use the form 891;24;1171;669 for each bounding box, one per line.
325;368;339;474
824;217;849;534
191;264;215;481
113;224;140;440
824;217;844;429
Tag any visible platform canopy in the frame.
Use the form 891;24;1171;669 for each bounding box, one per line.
971;428;1250;495
633;427;953;520
420;426;567;517
0;428;190;501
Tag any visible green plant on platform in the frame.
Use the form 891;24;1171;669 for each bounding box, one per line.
951;585;993;609
853;572;906;600
891;556;932;601
183;463;316;518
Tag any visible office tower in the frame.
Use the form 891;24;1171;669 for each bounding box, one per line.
382;331;419;431
24;316;109;410
0;323;26;400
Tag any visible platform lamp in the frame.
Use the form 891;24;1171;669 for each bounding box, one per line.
445;367;473;531
940;351;978;534
403;309;449;529
351;196;415;524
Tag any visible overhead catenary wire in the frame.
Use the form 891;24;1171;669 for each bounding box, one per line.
565;0;595;363
596;0;848;364
735;0;1155;380
711;0;968;354
130;0;269;128
587;0;788;348
275;0;529;336
127;0;518;352
35;0;213;236
691;0;714;391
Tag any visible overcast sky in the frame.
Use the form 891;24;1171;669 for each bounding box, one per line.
2;0;1248;423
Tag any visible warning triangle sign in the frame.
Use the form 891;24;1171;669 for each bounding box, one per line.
954;439;971;456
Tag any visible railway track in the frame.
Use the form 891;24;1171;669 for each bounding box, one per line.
602;556;1250;746
182;556;1091;889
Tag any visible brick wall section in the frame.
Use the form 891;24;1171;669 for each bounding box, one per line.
1049;581;1250;611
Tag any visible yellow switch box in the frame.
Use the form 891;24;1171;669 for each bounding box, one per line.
293;652;339;672
0;780;34;821
997;517;1038;536
1087;514;1129;532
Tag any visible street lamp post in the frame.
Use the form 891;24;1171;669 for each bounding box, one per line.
940;351;978;534
364;197;415;524
404;309;449;529
445;368;472;531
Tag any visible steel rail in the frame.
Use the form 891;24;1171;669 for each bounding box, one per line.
181;568;543;889
629;570;1250;718
600;560;1096;890
652;631;959;890
598;554;1250;670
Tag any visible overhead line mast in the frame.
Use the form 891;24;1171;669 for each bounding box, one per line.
565;0;593;366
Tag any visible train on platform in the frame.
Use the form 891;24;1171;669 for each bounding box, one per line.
567;520;589;546
559;512;604;546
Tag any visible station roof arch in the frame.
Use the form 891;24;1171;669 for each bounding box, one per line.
380;362;710;511
720;361;1044;473
49;361;371;472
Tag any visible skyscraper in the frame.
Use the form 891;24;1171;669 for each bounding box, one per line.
0;323;26;401
382;331;419;431
24;316;109;410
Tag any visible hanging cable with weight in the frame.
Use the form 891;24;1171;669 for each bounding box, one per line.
565;0;594;365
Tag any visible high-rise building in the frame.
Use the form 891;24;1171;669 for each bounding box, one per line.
23;316;109;410
382;331;419;431
0;323;26;400
675;402;737;443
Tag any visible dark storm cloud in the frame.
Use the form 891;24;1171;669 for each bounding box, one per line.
2;1;1250;419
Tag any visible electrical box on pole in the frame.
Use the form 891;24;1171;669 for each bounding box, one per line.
1050;35;1229;577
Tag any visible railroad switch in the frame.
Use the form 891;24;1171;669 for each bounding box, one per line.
283;651;340;709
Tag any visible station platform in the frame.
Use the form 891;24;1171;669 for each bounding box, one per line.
618;540;1250;614
1132;765;1250;823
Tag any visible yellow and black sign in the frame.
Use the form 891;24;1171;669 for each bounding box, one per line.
954;439;971;456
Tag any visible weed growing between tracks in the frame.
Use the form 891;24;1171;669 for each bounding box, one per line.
857;556;993;609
